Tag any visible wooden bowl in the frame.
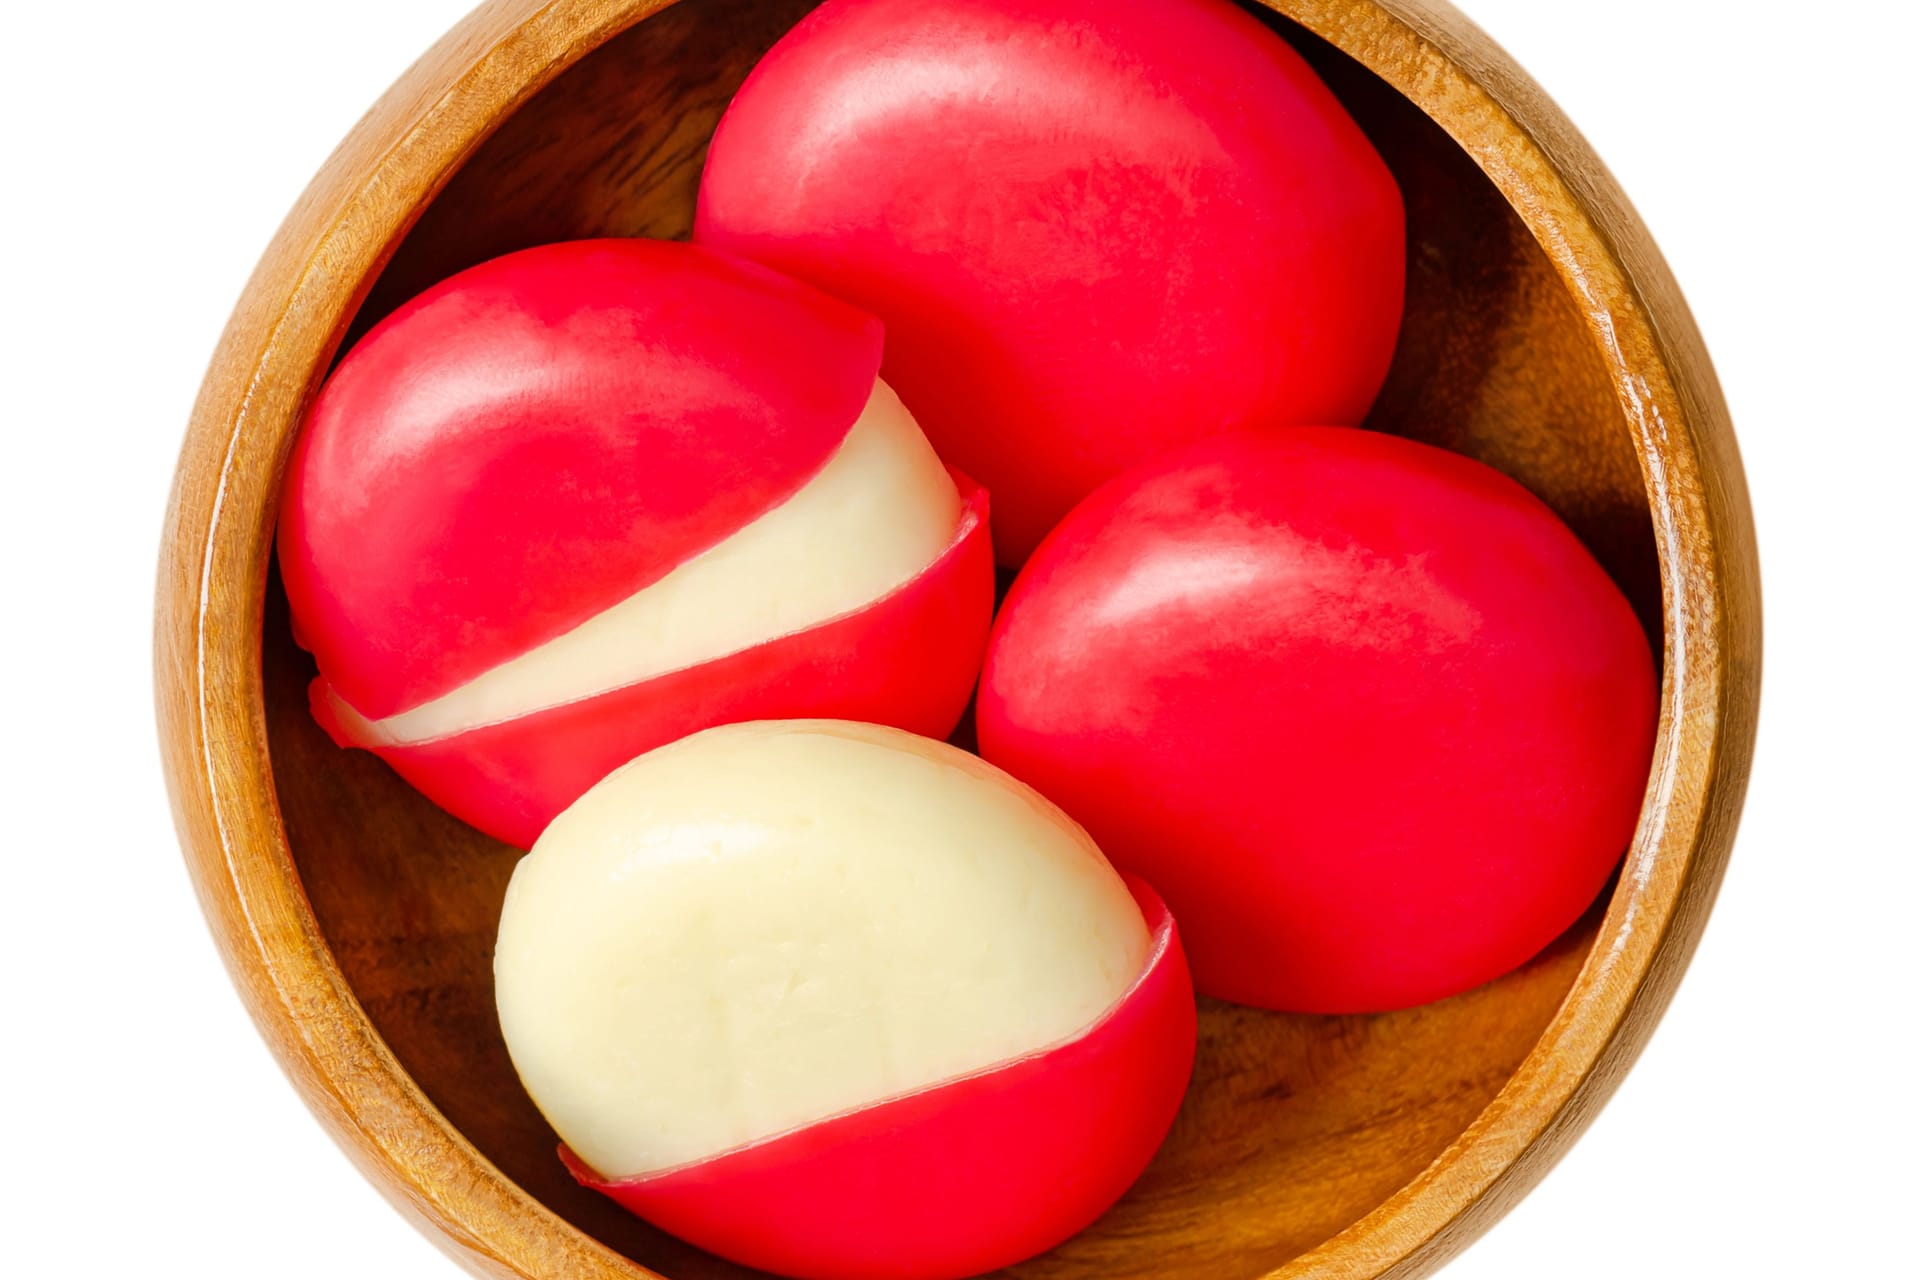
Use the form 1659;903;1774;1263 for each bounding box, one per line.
156;1;1760;1276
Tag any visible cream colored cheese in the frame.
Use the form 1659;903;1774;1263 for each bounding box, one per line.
334;379;960;746
493;720;1150;1180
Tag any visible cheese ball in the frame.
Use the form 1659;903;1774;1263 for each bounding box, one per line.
279;240;993;847
978;427;1658;1013
495;721;1196;1280
695;0;1404;562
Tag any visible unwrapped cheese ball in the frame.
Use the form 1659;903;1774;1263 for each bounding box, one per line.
495;720;1196;1280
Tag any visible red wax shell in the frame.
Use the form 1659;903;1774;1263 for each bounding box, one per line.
977;427;1658;1014
315;480;994;850
279;238;883;719
695;0;1405;562
564;877;1195;1280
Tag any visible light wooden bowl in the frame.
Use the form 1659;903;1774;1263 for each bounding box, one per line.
156;1;1760;1276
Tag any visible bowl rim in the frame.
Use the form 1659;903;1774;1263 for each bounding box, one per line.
153;1;1761;1277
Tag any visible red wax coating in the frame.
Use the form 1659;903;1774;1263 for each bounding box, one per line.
695;0;1405;563
564;876;1195;1280
977;428;1658;1013
315;480;994;850
280;239;883;719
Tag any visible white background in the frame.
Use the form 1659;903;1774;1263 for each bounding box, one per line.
5;1;1913;1275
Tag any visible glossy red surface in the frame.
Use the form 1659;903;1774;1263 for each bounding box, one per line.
977;428;1658;1013
695;0;1405;563
313;480;993;849
566;878;1195;1280
279;239;882;719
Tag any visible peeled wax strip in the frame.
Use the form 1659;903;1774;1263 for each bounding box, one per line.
336;381;959;746
494;720;1151;1180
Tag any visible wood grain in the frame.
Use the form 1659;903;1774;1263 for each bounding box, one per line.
155;1;1761;1278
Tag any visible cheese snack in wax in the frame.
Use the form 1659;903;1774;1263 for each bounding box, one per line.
279;240;993;848
495;721;1196;1280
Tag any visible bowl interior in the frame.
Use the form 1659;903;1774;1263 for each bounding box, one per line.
264;1;1660;1276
